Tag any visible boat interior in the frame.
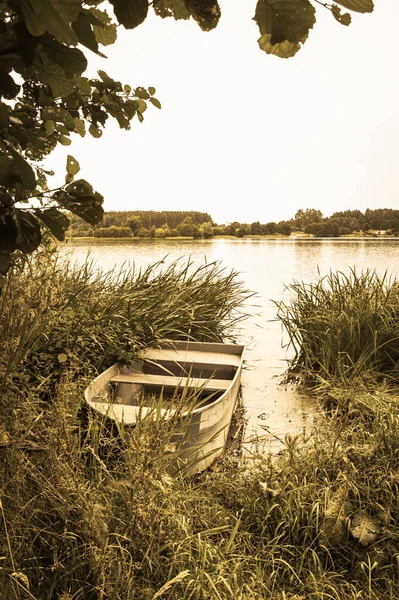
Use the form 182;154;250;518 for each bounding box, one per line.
93;347;240;413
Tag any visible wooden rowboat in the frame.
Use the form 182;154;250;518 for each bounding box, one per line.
84;340;245;475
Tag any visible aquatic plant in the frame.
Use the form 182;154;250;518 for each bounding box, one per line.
276;269;399;386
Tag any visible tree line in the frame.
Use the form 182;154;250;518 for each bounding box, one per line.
69;211;294;239
293;208;399;237
69;207;399;239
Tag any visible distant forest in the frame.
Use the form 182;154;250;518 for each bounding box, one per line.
69;208;399;239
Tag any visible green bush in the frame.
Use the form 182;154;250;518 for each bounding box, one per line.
94;226;133;238
137;226;150;237
73;228;94;237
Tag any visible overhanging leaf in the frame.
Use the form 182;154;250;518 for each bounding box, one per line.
109;0;148;29
185;0;221;31
59;194;104;225
258;34;301;58
50;0;81;22
0;71;21;99
35;207;70;241
0;251;12;274
0;155;11;186
98;70;122;91
88;8;118;46
331;6;351;26
66;155;80;176
255;0;315;45
72;13;105;56
334;0;373;13
0;102;9;128
21;0;46;36
135;86;150;99
10;153;37;190
22;0;79;45
54;181;104;225
89;124;102;138
149;97;161;109
15;210;42;253
153;0;191;20
42;39;87;78
45;120;56;135
59;135;72;146
350;512;381;546
65;179;94;197
32;49;74;98
134;99;147;114
0;215;18;251
73;117;85;136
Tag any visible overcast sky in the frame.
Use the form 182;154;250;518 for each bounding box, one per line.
49;0;399;225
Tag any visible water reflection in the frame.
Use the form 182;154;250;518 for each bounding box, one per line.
63;238;399;449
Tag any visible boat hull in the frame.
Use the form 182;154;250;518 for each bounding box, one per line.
84;340;244;475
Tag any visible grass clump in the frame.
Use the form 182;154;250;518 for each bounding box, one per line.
0;249;253;397
276;269;399;386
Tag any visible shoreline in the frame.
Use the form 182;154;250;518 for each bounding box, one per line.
64;235;399;244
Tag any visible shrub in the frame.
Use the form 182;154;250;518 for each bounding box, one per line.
94;226;133;238
154;227;166;238
137;227;150;237
72;228;93;237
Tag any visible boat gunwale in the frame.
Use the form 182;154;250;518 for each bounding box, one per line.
84;341;244;420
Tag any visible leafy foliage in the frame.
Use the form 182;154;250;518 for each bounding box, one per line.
0;0;161;277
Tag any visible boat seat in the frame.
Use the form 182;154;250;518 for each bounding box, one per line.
86;401;171;425
109;372;231;391
139;348;242;367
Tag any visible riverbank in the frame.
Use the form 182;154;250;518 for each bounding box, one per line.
0;250;398;599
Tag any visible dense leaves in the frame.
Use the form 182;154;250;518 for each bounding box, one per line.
0;0;161;274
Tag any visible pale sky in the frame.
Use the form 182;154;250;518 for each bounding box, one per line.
48;0;399;225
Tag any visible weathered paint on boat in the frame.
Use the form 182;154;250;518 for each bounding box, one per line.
84;340;245;475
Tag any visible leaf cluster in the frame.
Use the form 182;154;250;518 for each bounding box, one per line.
0;1;162;271
254;0;374;59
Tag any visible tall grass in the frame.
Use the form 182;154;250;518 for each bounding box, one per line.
0;249;254;397
276;269;399;386
2;377;399;599
1;253;399;599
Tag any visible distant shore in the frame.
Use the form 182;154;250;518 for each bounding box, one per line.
65;234;399;244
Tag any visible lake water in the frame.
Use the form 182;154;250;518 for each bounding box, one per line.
63;238;399;451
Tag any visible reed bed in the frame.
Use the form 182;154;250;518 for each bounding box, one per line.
1;253;398;599
0;250;253;397
276;269;399;387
